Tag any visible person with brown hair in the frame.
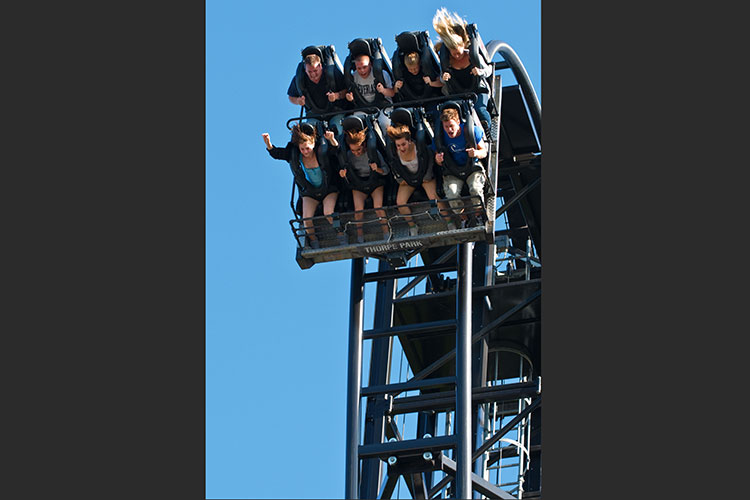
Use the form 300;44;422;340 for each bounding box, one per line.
386;122;439;236
262;124;341;248
431;104;487;217
288;49;349;134
337;127;391;243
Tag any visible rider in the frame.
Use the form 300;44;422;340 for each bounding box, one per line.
432;8;493;136
336;126;391;243
287;48;350;135
262;124;341;248
385;120;439;236
430;103;488;220
345;52;395;135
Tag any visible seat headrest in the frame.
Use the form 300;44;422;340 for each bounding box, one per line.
298;122;316;136
342;115;366;132
301;45;324;60
395;32;420;54
348;38;372;58
439;101;462;114
390;108;414;129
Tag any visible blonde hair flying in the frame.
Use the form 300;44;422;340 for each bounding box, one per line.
432;7;470;51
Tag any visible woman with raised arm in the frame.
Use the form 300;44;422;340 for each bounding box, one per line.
261;124;340;248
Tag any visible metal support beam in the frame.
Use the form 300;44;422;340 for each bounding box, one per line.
345;258;365;499
456;242;473;499
428;398;542;497
364;261;458;283
437;454;517;499
360;260;395;499
476;397;541;461
395;289;541;395
390;379;540;415
379;473;399;499
363;319;456;341
396;247;457;298
361;376;455;397
495;176;540;219
358;435;457;459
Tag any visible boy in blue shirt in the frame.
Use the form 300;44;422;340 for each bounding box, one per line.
431;106;488;213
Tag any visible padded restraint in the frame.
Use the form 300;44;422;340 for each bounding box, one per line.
295;44;346;114
343;38;394;109
391;31;442;103
386;107;434;188
289;121;334;199
438;23;491;96
338;114;387;192
433;100;484;180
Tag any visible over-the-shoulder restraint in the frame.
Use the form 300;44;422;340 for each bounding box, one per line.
438;23;492;96
289;122;335;198
391;31;442;103
386;107;433;188
343;38;394;109
433;100;484;180
295;44;346;114
337;114;388;192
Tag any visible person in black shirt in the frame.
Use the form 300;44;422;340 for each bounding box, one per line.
393;51;443;122
262;124;341;248
287;53;349;135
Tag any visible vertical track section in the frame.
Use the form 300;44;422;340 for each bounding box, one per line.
346;258;366;499
456;242;473;499
338;38;541;499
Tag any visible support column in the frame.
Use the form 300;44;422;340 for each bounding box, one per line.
456;242;473;499
360;260;394;499
345;257;365;499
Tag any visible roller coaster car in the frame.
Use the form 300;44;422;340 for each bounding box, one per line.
291;96;495;269
292;195;492;269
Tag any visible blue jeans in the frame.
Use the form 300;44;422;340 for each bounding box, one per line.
474;93;491;131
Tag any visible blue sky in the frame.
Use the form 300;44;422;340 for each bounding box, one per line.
206;1;540;498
